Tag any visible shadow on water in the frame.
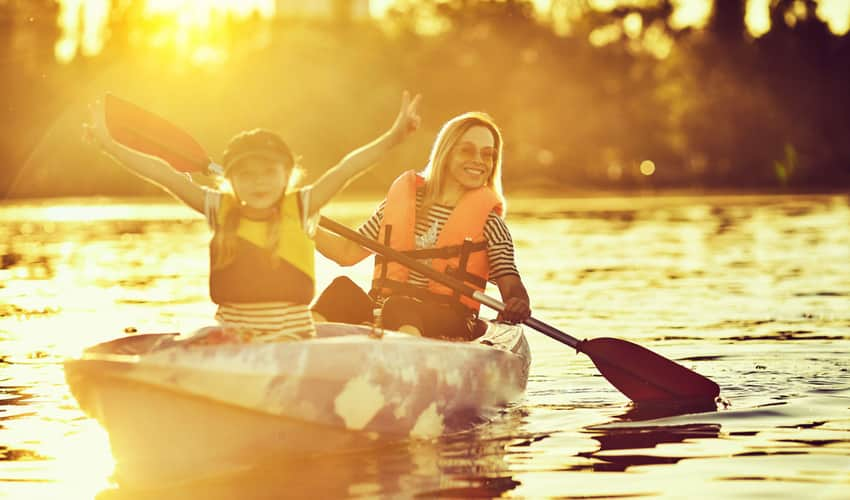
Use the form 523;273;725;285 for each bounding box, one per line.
574;400;722;472
578;423;722;471
617;399;722;422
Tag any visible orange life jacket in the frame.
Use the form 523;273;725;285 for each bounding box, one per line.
371;170;502;313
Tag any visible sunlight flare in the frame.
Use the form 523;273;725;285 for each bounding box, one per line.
55;0;276;64
746;0;772;37
670;0;712;30
818;0;850;34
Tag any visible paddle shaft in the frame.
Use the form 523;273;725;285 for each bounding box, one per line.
318;216;582;350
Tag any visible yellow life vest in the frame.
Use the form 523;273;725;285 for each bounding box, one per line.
372;170;502;313
209;191;315;304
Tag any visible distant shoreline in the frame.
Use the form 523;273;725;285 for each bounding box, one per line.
3;187;848;207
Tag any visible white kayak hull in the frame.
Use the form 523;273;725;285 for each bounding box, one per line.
64;322;530;486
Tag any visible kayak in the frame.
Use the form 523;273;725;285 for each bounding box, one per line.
64;321;530;486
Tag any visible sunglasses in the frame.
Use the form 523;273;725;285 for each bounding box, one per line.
452;143;497;165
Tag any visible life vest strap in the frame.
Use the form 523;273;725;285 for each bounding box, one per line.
373;240;487;264
376;224;393;285
452;238;474;301
443;265;488;289
369;278;478;317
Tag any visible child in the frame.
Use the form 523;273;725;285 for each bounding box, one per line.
87;92;421;343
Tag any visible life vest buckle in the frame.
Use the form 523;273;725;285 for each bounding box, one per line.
369;306;385;339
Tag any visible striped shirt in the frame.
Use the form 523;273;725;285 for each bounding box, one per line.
204;188;318;341
357;189;519;289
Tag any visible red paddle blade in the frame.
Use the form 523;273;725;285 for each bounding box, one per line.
580;338;720;403
104;93;211;173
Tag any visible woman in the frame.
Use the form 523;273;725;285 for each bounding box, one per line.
87;92;421;343
311;111;531;340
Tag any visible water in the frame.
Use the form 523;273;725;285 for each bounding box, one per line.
1;193;848;499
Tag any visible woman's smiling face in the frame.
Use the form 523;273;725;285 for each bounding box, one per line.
446;125;496;191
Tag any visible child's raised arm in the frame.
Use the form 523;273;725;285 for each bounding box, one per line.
306;91;421;216
85;99;207;214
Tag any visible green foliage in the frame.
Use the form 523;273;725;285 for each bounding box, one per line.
1;0;848;198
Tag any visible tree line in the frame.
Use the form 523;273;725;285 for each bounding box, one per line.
1;0;848;199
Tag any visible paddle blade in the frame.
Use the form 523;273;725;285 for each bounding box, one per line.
580;337;720;403
104;93;211;173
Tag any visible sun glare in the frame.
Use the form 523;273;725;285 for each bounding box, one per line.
55;0;110;63
669;0;712;30
55;0;276;65
0;201;197;222
746;0;772;37
143;0;274;23
369;0;395;18
818;0;850;34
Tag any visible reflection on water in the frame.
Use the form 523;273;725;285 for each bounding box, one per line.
96;411;531;500
0;194;848;498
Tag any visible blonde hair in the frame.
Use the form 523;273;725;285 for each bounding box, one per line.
420;112;506;216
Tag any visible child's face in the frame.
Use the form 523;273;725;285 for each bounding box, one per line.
229;158;290;209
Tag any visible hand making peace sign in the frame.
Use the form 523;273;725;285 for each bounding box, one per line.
387;90;422;146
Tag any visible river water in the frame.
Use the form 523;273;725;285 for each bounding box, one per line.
0;193;848;499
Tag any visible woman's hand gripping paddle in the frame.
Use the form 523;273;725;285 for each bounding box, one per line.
100;94;721;404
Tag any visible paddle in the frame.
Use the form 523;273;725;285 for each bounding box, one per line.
103;93;224;175
100;94;721;403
